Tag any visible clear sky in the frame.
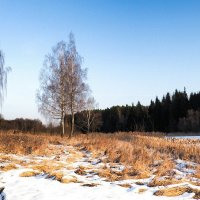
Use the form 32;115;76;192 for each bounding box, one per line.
0;0;200;122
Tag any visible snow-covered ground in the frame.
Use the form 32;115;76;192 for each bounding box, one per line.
173;136;200;140
0;144;199;200
167;135;200;140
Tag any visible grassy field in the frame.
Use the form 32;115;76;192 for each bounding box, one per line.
0;131;200;175
0;131;200;199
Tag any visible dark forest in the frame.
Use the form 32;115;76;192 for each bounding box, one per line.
2;89;200;134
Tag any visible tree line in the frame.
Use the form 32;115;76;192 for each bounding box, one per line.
1;88;200;134
79;89;200;133
0;117;60;134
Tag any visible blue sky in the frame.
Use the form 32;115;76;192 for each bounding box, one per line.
0;0;200;121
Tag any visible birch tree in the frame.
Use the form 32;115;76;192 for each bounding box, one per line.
37;33;89;137
37;41;68;137
84;97;97;133
65;33;89;137
75;97;99;133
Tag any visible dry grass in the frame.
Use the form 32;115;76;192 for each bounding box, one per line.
0;131;68;155
188;181;200;187
74;166;87;175
154;186;200;199
148;177;181;187
0;163;18;171
0;132;50;155
32;161;65;174
22;166;79;184
0;131;199;185
97;168;122;181
19;170;40;177
60;175;78;183
44;171;79;184
49;171;64;181
68;132;200;177
124;164;151;179
194;166;200;179
118;183;132;188
81;183;99;187
154;159;175;177
1;131;199;164
66;150;83;163
0;155;13;161
135;181;145;185
138;188;147;193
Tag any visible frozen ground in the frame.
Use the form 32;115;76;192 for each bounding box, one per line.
173;136;200;140
0;144;199;200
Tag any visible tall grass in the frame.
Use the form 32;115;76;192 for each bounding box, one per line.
0;131;199;176
0;131;55;154
68;132;200;177
69;132;200;163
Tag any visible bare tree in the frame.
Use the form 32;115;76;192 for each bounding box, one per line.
75;96;103;133
37;33;89;137
84;97;97;133
65;33;89;137
0;50;11;106
75;97;97;133
37;41;68;137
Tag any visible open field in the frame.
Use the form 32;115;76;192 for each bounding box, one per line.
0;131;200;199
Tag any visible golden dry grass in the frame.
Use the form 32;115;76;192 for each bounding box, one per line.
19;170;40;177
75;168;87;176
0;132;50;155
188;181;200;187
118;183;132;188
31;161;65;174
49;171;64;181
194;166;200;179
68;132;200;175
67;132;200;186
154;186;200;199
148;177;181;187
66;150;83;163
60;175;78;183
97;168;122;181
0;131;199;186
0;163;18;171
1;131;199;164
138;188;147;193
154;159;175;177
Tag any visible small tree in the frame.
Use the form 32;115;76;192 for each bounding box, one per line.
75;96;102;133
85;97;97;133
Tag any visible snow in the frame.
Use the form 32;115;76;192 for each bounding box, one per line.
168;136;200;140
0;145;199;200
1;170;196;200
